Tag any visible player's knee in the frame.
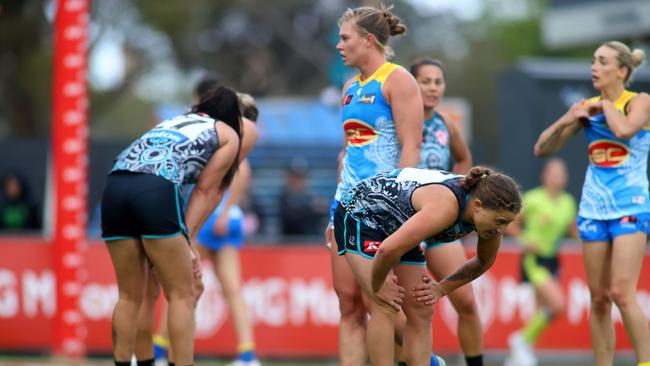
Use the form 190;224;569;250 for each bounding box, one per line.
337;293;366;321
403;300;434;323
590;289;612;313
452;292;478;317
145;283;161;303
610;284;635;310
220;280;240;299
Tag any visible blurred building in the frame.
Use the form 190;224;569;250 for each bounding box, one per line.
543;0;650;49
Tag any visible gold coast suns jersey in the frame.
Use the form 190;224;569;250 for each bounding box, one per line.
580;90;650;219
334;62;401;200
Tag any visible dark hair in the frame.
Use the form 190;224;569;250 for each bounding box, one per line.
338;5;406;58
460;166;522;214
191;85;242;189
237;92;259;122
410;58;446;81
193;75;221;100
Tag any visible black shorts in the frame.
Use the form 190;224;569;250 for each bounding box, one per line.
520;254;560;284
101;171;188;241
333;203;425;264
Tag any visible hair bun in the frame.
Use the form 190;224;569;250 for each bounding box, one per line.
386;13;407;35
631;48;646;68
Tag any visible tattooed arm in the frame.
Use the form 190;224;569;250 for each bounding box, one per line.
412;233;502;305
440;234;501;295
534;102;586;157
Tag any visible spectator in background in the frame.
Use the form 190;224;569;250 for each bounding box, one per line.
0;171;40;231
279;158;327;236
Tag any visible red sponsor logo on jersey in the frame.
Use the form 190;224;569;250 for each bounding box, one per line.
344;119;379;146
588;140;629;167
364;240;382;253
343;94;353;106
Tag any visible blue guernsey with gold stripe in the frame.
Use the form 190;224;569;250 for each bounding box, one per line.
335;62;401;200
580;90;650;219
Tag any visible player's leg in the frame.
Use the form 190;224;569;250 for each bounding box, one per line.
106;238;148;363
330;207;369;366
610;228;650;363
524;260;565;345
426;242;482;366
134;262;160;363
142;235;197;366
214;244;259;365
582;240;614;366
527;257;564;346
345;252;397;366
395;262;434;366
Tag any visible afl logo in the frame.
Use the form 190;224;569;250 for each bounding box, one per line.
588;140;629;167
344;119;379;146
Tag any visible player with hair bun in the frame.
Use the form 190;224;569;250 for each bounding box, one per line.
326;4;425;365
335;166;521;366
535;41;650;366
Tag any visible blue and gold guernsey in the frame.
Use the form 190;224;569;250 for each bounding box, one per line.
418;111;451;170
111;113;219;186
580;90;650;220
334;62;402;201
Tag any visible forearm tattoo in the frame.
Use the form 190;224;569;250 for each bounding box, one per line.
447;261;485;282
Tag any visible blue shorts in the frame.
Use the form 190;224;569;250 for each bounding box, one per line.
577;213;650;242
329;198;339;224
197;211;244;250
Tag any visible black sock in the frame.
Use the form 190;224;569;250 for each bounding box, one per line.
397;362;407;366
137;359;155;366
169;363;175;366
114;362;131;366
465;354;483;366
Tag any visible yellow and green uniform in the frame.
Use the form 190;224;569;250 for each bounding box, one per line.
520;187;576;286
519;186;576;346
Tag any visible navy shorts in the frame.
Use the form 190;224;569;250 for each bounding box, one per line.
101;171;188;241
333;203;425;264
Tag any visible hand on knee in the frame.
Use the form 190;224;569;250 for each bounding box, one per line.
192;278;205;306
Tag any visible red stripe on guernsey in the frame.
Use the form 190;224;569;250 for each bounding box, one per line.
344;119;379;146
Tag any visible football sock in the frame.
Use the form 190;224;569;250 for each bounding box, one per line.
522;309;551;345
465;354;483;366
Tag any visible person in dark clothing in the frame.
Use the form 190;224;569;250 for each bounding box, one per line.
0;172;40;231
279;160;326;235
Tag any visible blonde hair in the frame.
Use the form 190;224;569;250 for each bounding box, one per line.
237;92;259;122
338;5;406;59
602;41;646;82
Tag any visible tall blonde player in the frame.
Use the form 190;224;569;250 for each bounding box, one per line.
535;41;650;366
